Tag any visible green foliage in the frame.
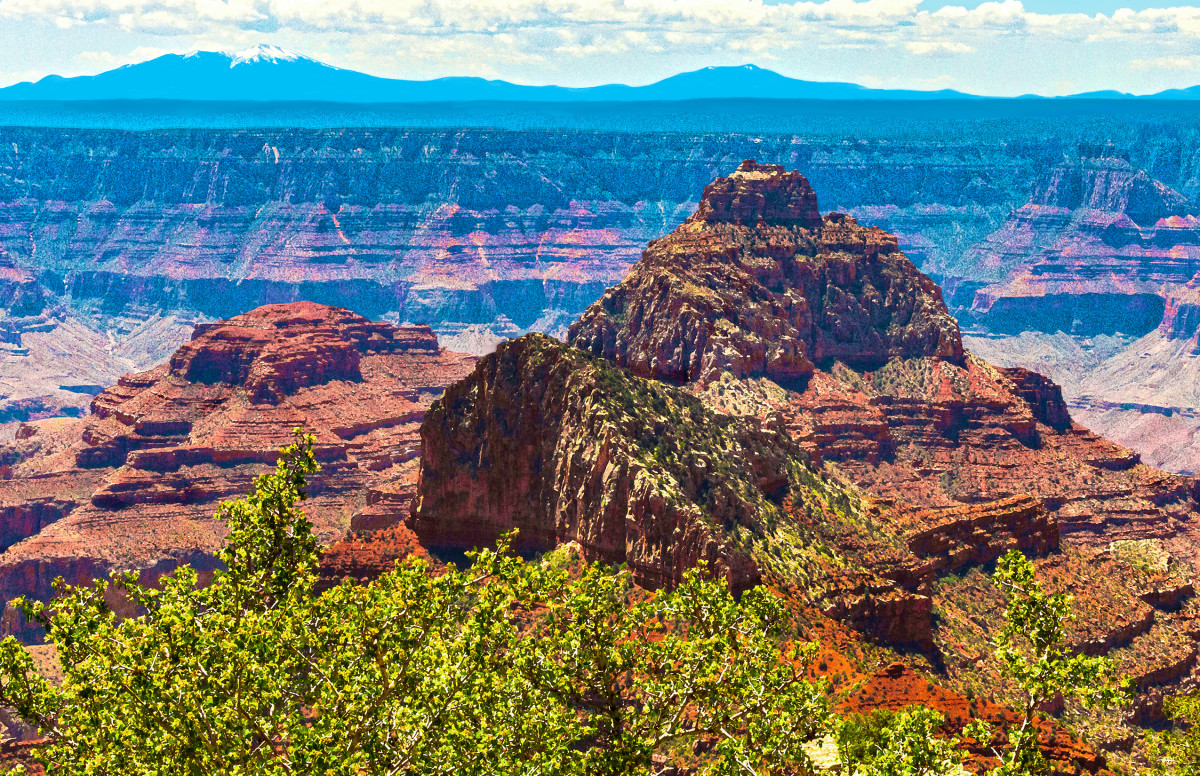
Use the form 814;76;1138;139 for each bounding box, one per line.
837;708;897;769
837;707;964;776
1147;693;1200;776
0;430;834;775
983;550;1128;775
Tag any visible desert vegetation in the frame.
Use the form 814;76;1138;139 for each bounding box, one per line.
0;434;1142;775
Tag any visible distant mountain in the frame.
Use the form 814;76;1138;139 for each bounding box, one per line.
0;47;980;102
7;45;1200;103
1144;85;1200;100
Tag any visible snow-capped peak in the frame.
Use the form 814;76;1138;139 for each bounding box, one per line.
227;45;303;67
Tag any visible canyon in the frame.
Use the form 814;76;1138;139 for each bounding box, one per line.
415;161;1200;767
5;160;1200;769
5;111;1200;766
961;155;1200;474
6;114;1200;478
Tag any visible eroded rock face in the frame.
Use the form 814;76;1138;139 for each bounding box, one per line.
571;161;1197;550
412;333;959;649
903;495;1059;577
692;160;822;227
0;302;475;640
955;157;1200;476
968;158;1199;336
569;160;963;386
412;334;782;592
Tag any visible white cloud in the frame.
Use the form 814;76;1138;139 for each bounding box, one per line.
77;45;177;69
6;0;1200;93
905;40;973;55
1131;55;1200;70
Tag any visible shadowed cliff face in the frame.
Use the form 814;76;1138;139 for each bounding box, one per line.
412;165;1200;750
970;158;1200;338
534;163;1200;741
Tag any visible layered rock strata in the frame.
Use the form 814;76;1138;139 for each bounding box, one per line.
0;302;475;639
558;161;1200;752
569;161;963;386
570;160;1200;549
962;157;1200;474
415;333;805;593
970;158;1197;337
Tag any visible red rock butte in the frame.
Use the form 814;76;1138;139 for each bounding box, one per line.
408;159;1200;748
0;302;475;640
569;159;964;385
169;302;440;403
693;160;823;228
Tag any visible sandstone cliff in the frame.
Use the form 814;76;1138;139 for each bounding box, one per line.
411;333;997;649
959;157;1200;474
569;161;1199;551
0;302;475;639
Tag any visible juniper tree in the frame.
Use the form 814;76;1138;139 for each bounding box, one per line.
970;550;1128;776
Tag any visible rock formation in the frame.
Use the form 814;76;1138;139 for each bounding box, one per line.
0;302;475;639
413;332;968;650
970;157;1196;337
493;160;1200;756
570;160;1199;551
569;162;963;386
413;334;784;592
413;162;1198;683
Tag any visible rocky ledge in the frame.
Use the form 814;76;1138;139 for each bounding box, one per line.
168;302;439;403
411;334;787;592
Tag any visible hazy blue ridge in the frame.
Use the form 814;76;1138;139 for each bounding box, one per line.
0;48;983;103
3;46;1200;109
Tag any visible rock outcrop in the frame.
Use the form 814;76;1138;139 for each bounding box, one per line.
415;333;805;593
167;304;438;403
0;302;475;639
554;162;1200;752
903;495;1059;577
569;161;1200;551
569;161;963;386
412;333;978;649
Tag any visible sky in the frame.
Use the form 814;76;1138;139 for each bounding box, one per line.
2;0;1200;96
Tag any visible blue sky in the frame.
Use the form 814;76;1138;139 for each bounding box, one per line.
2;0;1200;96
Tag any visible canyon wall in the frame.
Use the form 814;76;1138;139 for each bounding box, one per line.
0;122;1049;423
0;301;475;640
7;115;1200;472
963;156;1200;474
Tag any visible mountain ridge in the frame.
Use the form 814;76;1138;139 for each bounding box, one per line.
9;46;1200;103
0;50;978;102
